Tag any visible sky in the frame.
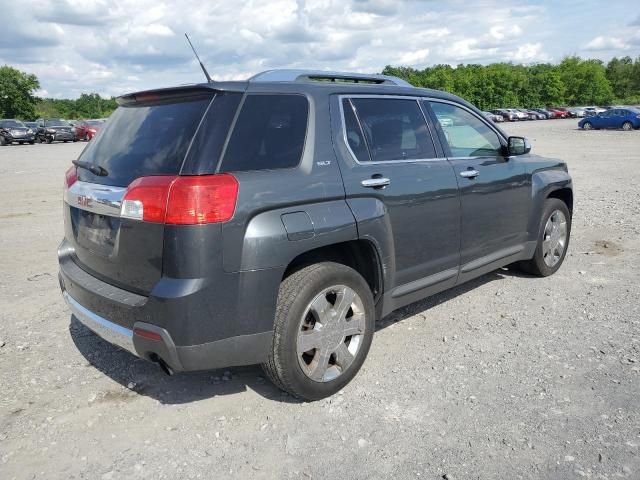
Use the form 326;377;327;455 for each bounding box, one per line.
0;0;639;99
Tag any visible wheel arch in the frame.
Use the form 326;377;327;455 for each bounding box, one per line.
283;239;384;303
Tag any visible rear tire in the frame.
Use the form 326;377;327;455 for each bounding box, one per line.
46;137;52;144
622;121;633;131
0;136;7;146
519;198;571;277
262;262;375;401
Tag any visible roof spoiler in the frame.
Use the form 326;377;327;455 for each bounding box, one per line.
117;85;217;106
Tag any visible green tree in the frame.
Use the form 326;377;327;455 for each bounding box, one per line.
0;65;40;119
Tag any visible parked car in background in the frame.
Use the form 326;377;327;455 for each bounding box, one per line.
35;118;77;143
525;109;546;120
547;108;569;119
567;107;585;118
508;108;529;120
74;119;105;141
583;106;606;117
579;107;640;130
0;119;36;145
531;108;553;119
492;109;516;121
482;111;504;122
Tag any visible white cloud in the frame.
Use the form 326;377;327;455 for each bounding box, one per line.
585;36;630;51
398;49;430;66
509;43;550;62
0;0;636;98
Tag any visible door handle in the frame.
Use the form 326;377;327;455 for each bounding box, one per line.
459;169;479;179
361;177;391;188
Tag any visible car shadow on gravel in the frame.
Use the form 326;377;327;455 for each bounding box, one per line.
69;266;530;405
69;317;300;405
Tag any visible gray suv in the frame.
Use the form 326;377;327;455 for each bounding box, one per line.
58;69;573;400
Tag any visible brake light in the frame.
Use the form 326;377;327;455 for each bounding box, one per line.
64;165;77;189
120;174;238;225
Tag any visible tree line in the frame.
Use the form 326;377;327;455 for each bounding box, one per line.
0;65;117;120
383;56;640;110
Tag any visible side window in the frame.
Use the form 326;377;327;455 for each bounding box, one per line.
430;102;502;157
341;99;370;162
220;94;308;172
350;98;436;162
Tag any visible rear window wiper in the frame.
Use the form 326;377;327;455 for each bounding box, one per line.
72;160;108;177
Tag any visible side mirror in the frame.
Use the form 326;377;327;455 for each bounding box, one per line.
507;136;531;156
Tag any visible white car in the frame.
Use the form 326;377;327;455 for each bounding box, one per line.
507;108;529;120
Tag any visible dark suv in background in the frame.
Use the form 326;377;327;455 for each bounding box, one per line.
36;118;76;143
59;69;573;400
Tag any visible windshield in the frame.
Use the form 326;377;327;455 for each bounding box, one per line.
77;95;213;187
1;120;25;128
87;120;104;126
45;119;70;127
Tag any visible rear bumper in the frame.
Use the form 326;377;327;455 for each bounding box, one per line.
58;239;275;372
61;279;273;372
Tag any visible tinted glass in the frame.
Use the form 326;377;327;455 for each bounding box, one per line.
342;99;370;162
430;102;502;157
220;94;308;172
351;98;435;162
78;95;213;186
183;92;242;174
0;120;24;128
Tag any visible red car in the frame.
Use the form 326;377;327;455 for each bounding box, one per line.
547;108;569;119
74;119;105;141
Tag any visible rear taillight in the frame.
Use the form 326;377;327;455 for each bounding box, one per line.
64;166;77;189
120;174;238;225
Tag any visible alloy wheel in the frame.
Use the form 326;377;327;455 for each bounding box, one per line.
542;210;568;268
296;285;366;382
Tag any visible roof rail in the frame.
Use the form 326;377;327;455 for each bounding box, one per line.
249;69;413;87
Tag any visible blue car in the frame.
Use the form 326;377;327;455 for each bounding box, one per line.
579;107;640;131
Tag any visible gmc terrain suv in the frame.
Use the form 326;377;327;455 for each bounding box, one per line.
59;69;573;401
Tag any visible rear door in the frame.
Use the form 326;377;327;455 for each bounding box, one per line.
63;90;223;294
335;95;460;293
426;100;530;278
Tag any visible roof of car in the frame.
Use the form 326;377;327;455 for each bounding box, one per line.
118;68;467;106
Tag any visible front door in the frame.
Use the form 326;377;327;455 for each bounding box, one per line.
333;95;461;297
426;101;530;279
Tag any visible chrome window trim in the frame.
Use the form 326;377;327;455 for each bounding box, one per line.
64;180;126;218
337;94;445;165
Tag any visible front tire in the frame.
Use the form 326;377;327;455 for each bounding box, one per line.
519;198;571;277
262;262;375;401
622;121;633;131
582;122;593;130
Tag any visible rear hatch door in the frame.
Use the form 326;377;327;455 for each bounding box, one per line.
63;89;214;294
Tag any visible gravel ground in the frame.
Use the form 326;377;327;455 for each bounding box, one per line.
0;119;639;480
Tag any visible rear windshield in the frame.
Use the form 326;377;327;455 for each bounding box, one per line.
77;95;212;186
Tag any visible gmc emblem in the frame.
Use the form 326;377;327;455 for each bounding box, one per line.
77;195;93;208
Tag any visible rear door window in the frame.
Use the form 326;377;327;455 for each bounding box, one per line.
220;94;308;172
349;98;436;162
78;94;213;186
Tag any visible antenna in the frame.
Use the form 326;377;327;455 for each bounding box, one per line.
184;33;212;83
